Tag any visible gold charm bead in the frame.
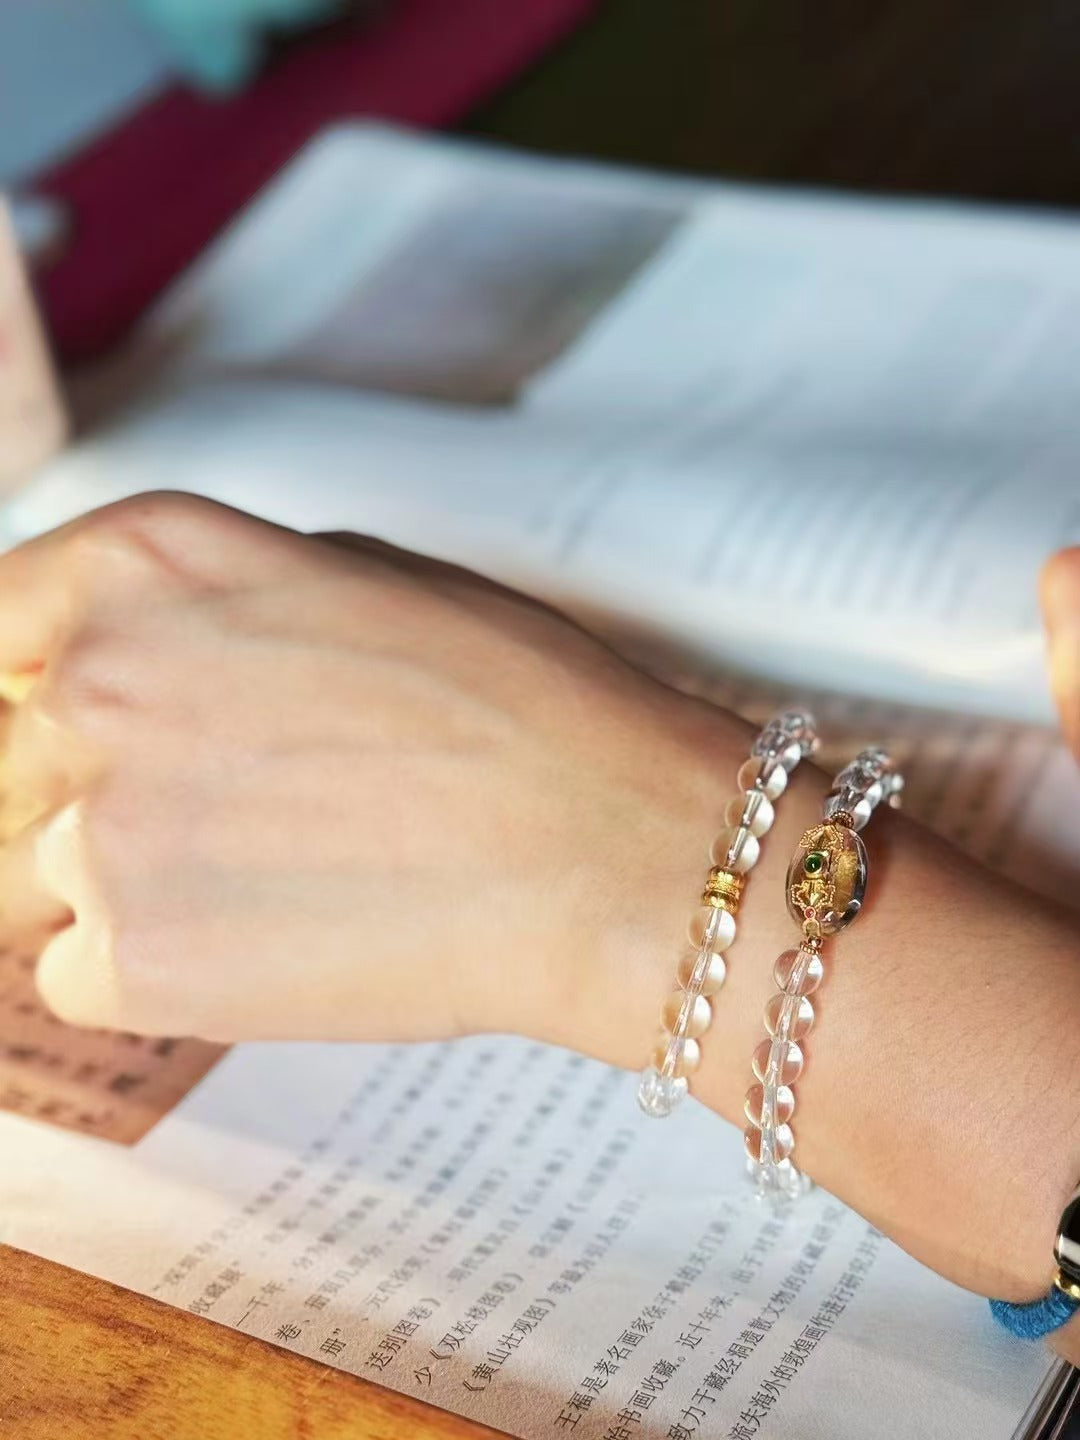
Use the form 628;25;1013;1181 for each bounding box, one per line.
746;746;901;1197
1054;1268;1080;1302
701;867;744;912
786;820;868;935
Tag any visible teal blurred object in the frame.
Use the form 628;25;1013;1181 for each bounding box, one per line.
129;0;348;91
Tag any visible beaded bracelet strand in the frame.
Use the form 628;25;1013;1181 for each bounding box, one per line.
743;747;903;1197
991;1182;1080;1339
637;708;819;1120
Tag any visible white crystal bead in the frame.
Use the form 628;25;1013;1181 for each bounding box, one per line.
737;756;787;800
652;1033;701;1078
750;1158;812;1200
825;791;873;829
744;1081;794;1127
662;990;712;1039
778;739;804;772
677;948;727;995
854;747;891;778
835;760;880;791
744;1122;794;1164
752;1037;804;1085
764;993;815;1041
711;826;759;873
687;906;736;952
773;948;824;996
725;791;775;837
637;1066;688;1118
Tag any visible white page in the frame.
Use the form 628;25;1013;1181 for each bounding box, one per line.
0;1036;1049;1440
7;125;1080;724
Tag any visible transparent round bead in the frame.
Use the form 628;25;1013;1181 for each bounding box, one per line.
773;948;824;996
744;1122;794;1164
777;739;804;772
751;1158;812;1200
744;1081;794;1127
754;711;815;757
662;990;712;1039
752;1038;804;1086
764;993;815;1040
637;1066;688;1118
724;791;775;838
687;906;736;953
677;948;727;996
737;756;787;801
710;826;759;873
854;747;891;778
652;1033;701;1078
774;708;818;752
835;761;881;792
825;791;873;830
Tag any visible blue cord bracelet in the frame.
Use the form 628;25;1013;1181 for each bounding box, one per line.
991;1181;1080;1340
990;1290;1080;1340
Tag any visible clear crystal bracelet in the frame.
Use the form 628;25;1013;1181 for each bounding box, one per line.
743;747;903;1197
991;1182;1080;1338
637;708;819;1120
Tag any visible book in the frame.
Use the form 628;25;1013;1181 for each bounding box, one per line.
1;124;1077;1439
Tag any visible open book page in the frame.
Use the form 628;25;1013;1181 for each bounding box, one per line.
0;1036;1049;1440
5;124;1080;724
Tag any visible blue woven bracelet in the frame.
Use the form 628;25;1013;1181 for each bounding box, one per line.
991;1182;1080;1340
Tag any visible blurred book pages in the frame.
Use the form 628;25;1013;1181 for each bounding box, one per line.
6;125;1079;728
0;126;1075;1440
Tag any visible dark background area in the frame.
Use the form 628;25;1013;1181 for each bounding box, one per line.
463;0;1080;208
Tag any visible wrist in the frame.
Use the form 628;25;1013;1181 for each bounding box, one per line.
535;683;1080;1319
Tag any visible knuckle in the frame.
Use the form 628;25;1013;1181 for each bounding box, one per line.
48;631;137;728
71;492;221;584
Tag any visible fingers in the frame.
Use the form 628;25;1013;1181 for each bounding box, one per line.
0;670;39;705
0;807;75;947
1;694;96;837
1041;547;1080;758
29;803;118;1030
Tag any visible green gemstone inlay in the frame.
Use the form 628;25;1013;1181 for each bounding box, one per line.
803;851;827;875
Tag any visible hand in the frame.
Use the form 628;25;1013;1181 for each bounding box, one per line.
0;492;743;1049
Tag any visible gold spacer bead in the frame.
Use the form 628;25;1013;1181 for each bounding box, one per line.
701;867;744;913
1054;1267;1080;1302
828;810;857;829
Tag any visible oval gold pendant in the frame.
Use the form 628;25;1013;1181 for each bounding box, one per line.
786;821;868;934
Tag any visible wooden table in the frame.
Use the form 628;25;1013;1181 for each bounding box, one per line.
0;1247;502;1439
5;0;1080;1434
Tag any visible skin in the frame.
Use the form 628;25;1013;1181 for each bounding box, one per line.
1;492;1078;1365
